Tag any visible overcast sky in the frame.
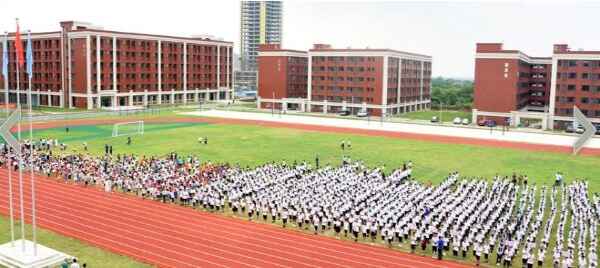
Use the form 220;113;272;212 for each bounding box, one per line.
3;0;600;79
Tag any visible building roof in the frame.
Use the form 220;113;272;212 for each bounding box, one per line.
68;29;233;45
6;21;233;45
309;48;431;59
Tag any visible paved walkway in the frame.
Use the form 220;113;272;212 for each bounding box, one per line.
184;110;600;150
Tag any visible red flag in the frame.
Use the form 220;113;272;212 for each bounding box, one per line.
15;19;24;68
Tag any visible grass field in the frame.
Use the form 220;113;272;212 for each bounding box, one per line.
23;121;600;193
8;119;600;267
399;109;472;123
0;216;151;268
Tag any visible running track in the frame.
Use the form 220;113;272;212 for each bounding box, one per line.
0;169;472;268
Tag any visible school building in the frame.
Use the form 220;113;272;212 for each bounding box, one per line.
474;43;600;129
0;21;233;109
257;43;432;116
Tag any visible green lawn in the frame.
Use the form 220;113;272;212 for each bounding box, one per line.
10;120;600;268
399;109;472;123
23;121;600;193
0;216;152;268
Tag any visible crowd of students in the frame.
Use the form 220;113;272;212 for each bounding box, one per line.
0;140;598;268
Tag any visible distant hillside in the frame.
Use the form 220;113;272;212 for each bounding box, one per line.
431;77;473;110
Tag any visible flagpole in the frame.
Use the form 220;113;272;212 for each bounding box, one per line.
26;29;37;255
3;31;16;248
15;17;26;253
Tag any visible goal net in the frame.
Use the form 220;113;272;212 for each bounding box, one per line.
112;121;144;137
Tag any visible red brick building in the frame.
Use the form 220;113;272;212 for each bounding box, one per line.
257;44;308;111
309;44;431;116
474;43;600;129
0;21;233;109
258;43;432;116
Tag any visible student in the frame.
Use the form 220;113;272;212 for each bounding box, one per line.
474;243;482;266
483;243;490;263
352;220;360;242
527;253;534;268
70;258;80;268
386;229;394;248
281;209;288;228
61;259;70;268
497;243;505;265
104;179;112;193
333;219;341;235
453;239;460;257
313;215;320;235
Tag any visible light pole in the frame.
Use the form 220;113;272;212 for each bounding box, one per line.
439;101;443;123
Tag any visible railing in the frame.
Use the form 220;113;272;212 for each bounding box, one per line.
26;108;160;122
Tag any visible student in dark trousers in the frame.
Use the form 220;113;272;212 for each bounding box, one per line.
436;237;444;260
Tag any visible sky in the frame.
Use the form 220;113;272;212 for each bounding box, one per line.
2;0;600;79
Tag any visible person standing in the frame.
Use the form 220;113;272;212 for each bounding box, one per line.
70;258;80;268
436;236;444;260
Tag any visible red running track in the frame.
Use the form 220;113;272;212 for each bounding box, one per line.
0;169;473;268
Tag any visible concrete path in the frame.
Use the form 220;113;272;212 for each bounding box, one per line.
183;110;600;150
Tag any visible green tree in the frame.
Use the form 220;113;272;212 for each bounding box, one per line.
430;77;473;110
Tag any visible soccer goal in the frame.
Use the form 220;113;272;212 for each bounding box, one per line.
112;121;144;137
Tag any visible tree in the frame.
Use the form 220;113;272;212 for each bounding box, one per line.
430;77;473;110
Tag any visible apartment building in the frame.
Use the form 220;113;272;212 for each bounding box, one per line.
258;43;432;116
474;43;600;129
0;21;233;109
257;44;307;111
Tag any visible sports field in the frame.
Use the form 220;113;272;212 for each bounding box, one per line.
23;121;600;192
2;114;598;268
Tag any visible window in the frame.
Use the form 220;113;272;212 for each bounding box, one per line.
569;73;577;79
567;85;576;91
569;61;577;67
582;85;590;91
581;97;589;104
582;73;589;79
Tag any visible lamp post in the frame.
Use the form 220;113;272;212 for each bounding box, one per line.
439;101;443;123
